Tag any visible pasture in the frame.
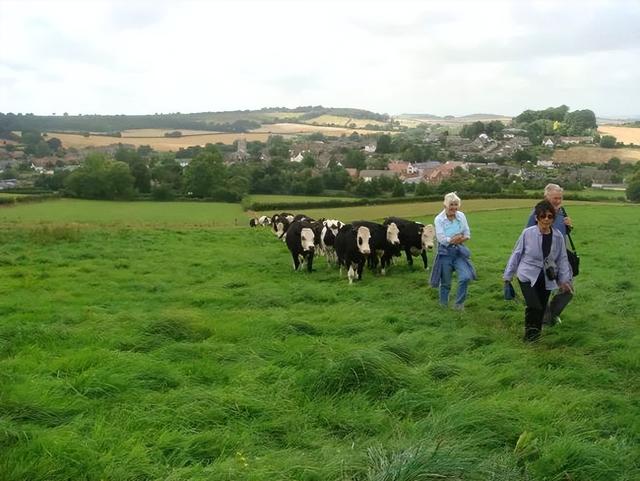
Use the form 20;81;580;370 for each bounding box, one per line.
0;200;639;481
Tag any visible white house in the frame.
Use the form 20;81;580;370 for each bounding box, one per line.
542;138;555;148
364;143;377;153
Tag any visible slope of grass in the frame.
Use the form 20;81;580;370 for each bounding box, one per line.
0;204;638;480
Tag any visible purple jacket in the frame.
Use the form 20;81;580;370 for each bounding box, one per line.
503;226;572;289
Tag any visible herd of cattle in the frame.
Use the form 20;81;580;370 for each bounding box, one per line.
250;213;436;284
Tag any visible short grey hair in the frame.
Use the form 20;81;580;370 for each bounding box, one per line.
544;183;563;197
443;191;461;208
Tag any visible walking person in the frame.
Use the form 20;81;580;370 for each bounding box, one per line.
526;183;575;325
430;192;476;310
505;200;573;342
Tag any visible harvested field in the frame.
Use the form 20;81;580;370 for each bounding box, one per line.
598;125;640;145
48;131;272;151
119;129;220;137
552;145;640;164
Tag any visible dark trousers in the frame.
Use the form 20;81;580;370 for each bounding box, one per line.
518;271;551;340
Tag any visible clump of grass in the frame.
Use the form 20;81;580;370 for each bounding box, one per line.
365;442;475;481
142;317;211;343
30;224;81;244
286;321;321;336
308;350;409;398
428;363;460;380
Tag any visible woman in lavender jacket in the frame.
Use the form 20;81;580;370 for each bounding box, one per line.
504;200;573;342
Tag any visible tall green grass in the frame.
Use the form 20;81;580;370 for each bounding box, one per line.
0;204;638;480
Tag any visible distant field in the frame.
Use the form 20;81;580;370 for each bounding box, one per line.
119;129;220;137
598;125;640;145
251;122;379;136
303;115;387;128
246;194;355;204
552;146;640;164
260;112;306;120
48;131;272;151
48;122;386;151
0;199;246;227
255;198;598;223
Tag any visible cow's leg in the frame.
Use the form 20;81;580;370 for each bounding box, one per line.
357;259;366;280
292;252;300;271
421;250;429;270
405;248;414;267
307;252;314;273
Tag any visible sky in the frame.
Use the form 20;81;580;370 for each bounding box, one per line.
1;0;639;118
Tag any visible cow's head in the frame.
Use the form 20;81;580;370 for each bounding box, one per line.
421;224;435;250
273;218;290;239
324;219;344;236
259;216;271;226
300;227;316;252
356;226;371;255
386;222;401;246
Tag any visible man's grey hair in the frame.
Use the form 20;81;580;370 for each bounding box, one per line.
443;191;461;208
544;183;563;197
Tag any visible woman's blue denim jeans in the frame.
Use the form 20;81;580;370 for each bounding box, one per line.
439;250;474;307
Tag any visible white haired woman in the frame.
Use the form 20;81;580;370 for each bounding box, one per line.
429;192;476;310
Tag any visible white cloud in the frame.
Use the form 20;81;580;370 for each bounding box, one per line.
1;0;639;117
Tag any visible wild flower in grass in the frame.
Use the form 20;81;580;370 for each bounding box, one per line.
235;450;249;468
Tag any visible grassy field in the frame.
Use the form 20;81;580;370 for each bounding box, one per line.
1;200;639;480
245;194;355;204
552;146;640;164
598;125;640;145
0;199;247;227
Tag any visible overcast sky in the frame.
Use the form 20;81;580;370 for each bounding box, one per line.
1;0;639;117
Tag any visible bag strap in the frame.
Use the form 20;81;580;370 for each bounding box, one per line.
560;206;577;251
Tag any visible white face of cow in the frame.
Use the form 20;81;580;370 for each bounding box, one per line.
273;221;285;238
300;227;315;252
421;224;435;250
356;226;371;255
259;215;271;226
324;219;344;236
386;222;400;246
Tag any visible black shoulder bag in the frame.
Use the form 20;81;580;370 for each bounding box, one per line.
561;207;580;276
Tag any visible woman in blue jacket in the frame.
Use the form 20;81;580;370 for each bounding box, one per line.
504;200;573;342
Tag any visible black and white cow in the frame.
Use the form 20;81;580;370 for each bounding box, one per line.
271;214;293;240
319;219;344;265
351;220;401;275
258;215;271;226
293;213;314;222
383;217;436;269
335;223;372;284
285;220;323;272
271;212;295;225
249;218;259;227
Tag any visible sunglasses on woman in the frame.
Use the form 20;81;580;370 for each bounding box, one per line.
538;213;555;220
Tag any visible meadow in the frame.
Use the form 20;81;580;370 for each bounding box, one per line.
0;200;638;481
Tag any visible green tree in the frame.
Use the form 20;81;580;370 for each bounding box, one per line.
626;172;640;202
376;134;393;154
183;149;225;197
391;179;405;197
343;149;366;170
600;135;617;148
301;152;316;168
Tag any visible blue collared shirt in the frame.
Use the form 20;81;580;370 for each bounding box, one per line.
434;209;471;246
503;226;572;289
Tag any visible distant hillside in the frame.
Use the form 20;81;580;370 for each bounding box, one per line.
397;113;511;123
0;106;389;134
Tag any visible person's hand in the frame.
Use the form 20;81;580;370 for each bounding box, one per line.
559;282;573;294
564;216;573;228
